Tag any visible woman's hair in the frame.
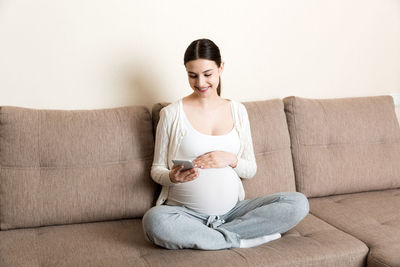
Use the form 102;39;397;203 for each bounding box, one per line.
184;39;222;96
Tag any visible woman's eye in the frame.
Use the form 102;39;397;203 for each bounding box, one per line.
204;74;212;77
189;75;197;79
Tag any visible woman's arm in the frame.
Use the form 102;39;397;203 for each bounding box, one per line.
150;108;176;186
233;104;257;179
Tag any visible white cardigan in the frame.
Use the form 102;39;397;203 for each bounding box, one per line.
151;98;257;206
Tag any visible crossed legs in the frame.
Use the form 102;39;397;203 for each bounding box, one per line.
142;192;309;250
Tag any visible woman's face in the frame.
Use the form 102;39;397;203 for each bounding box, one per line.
185;59;224;97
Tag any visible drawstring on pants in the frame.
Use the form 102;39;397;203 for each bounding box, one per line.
206;215;225;228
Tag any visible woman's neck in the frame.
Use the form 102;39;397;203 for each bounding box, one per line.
184;93;224;109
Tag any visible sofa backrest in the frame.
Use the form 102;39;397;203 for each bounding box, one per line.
283;95;400;198
0;106;157;230
152;99;296;199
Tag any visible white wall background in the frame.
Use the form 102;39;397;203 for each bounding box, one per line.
0;0;399;111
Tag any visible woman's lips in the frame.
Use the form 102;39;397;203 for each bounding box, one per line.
197;87;210;92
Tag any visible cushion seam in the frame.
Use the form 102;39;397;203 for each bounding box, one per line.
0;157;154;169
299;141;400;147
255;147;291;156
292;97;305;194
368;254;392;267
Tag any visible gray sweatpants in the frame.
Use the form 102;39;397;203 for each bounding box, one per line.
142;191;309;250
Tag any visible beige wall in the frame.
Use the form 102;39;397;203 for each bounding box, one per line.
0;0;399;111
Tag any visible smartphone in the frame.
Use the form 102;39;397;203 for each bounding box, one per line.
172;159;196;171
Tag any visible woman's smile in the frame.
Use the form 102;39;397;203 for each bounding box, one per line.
196;86;210;93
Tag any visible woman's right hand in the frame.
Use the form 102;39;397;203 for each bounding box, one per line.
169;165;199;183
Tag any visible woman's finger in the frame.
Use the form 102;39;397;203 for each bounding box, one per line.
193;158;206;168
171;165;178;173
174;165;184;173
170;165;185;183
181;168;197;177
184;171;199;181
180;168;196;177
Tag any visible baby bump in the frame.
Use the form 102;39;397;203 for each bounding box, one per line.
167;167;241;215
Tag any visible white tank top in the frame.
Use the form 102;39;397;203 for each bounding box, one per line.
167;103;241;215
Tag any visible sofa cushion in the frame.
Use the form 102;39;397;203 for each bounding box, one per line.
152;99;296;199
283;95;400;197
309;189;400;267
0;215;368;267
0;106;157;230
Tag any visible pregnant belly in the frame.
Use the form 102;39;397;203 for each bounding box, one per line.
167;167;240;215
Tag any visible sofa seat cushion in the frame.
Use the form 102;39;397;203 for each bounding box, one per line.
0;215;368;267
309;189;400;266
233;214;368;266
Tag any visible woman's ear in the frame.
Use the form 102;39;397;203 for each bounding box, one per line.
219;61;225;75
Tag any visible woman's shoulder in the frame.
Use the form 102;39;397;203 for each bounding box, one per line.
229;99;248;115
159;99;181;120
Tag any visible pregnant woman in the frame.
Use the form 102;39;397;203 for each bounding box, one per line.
142;38;309;250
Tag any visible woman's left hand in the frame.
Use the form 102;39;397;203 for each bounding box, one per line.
193;151;238;169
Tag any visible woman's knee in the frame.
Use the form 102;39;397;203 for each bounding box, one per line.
281;192;310;221
142;205;194;249
142;205;177;238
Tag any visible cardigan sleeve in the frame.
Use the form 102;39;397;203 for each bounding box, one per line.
233;104;257;179
150;107;176;186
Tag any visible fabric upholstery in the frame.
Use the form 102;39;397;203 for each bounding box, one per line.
0;106;157;230
241;100;296;198
0;215;368;267
152;99;296;199
283;95;400;197
309;189;400;267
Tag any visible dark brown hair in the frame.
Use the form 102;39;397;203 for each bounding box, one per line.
184;39;222;96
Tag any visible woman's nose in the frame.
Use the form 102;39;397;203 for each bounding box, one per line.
196;76;207;87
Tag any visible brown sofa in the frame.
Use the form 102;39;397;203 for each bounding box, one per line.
0;95;399;266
